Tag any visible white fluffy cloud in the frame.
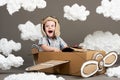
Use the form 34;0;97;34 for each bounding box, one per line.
18;21;43;41
4;72;65;80
0;38;21;56
79;31;120;54
0;0;46;15
0;54;24;70
106;66;120;78
96;0;120;21
0;38;24;70
0;0;7;6
63;3;90;21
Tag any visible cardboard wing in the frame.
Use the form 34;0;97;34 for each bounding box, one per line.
26;60;69;71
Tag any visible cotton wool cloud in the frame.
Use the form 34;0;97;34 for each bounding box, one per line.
4;72;65;80
0;38;24;70
0;54;24;70
63;3;90;21
79;31;120;54
18;21;43;41
0;38;21;56
96;0;120;21
106;66;120;78
0;0;46;15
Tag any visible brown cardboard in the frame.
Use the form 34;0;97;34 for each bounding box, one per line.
31;48;106;76
26;60;69;71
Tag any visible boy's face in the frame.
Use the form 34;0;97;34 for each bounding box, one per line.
44;21;56;38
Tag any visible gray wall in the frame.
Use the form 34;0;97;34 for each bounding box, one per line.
0;0;120;67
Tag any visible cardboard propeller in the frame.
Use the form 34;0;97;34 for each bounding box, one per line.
80;51;118;77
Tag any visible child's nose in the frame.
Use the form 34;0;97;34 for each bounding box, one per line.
49;26;52;28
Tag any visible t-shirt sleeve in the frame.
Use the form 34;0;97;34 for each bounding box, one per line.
59;37;67;49
38;37;48;46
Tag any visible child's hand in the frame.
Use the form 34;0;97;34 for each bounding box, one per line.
40;44;62;52
53;48;62;52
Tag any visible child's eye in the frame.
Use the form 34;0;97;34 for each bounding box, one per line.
51;25;55;27
45;25;49;27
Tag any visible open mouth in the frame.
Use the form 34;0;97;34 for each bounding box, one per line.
48;30;53;33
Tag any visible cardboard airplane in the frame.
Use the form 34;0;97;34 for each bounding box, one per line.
25;45;118;77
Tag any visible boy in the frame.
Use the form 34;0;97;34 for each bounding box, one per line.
38;16;68;52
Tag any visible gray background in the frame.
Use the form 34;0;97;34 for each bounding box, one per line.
0;0;120;67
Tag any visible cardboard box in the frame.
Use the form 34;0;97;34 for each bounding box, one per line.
31;48;106;76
